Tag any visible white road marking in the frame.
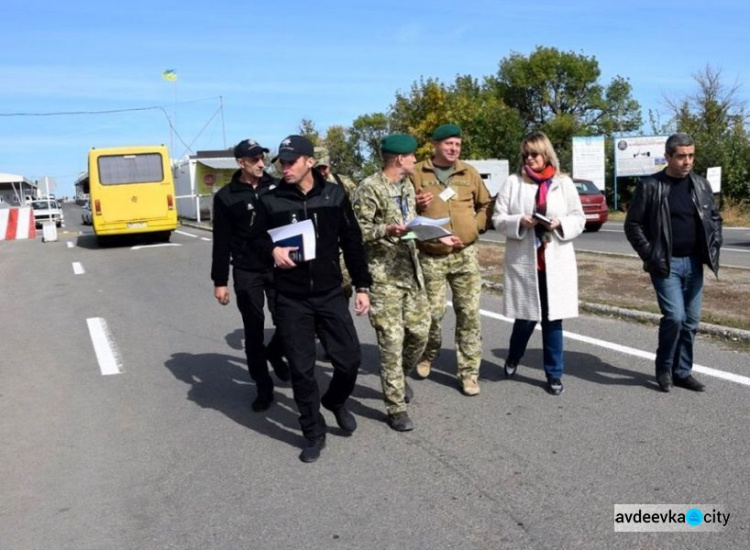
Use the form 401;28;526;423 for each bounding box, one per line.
86;317;123;375
723;247;749;254
131;243;181;250
201;237;211;242
72;262;85;275
175;230;197;238
66;241;74;248
465;303;750;387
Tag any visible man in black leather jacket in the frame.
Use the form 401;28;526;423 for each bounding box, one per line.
625;132;722;393
211;139;290;413
255;135;373;463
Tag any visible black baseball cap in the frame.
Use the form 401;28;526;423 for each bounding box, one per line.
272;135;315;163
233;139;269;159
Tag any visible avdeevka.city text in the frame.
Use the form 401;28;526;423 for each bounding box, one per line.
614;508;730;526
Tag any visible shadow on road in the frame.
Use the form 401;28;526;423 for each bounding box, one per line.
484;347;654;390
164;330;387;446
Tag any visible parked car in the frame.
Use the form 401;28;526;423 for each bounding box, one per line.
81;201;92;225
30;199;63;228
573;178;608;232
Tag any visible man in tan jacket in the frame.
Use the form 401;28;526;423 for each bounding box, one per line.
410;123;493;395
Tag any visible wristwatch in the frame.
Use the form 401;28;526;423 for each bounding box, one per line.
355;287;370;294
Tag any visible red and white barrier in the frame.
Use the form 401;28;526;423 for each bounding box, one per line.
0;207;36;240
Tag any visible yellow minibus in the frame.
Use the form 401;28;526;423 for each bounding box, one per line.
87;145;178;243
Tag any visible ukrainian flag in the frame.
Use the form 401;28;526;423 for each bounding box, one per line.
162;70;177;82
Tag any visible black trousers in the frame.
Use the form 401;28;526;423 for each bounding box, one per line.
233;268;284;393
275;287;361;440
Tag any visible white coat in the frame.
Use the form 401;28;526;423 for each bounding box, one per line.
492;173;585;321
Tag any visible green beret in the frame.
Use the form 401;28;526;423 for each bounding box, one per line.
432;123;461;141
380;134;418;154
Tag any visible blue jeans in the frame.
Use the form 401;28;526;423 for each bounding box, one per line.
507;271;564;379
650;255;704;379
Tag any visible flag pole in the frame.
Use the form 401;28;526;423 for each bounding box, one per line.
162;70;178;157
220;95;226;148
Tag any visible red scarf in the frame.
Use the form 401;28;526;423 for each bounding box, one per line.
524;164;556;271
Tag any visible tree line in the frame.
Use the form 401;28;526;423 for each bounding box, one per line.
298;46;750;207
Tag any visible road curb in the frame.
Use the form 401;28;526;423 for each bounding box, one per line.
481;280;750;344
180;220;212;232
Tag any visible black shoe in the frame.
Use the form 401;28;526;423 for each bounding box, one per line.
504;357;519;378
546;378;564;396
269;356;290;382
656;373;672;393
299;435;326;463
674;375;706;392
387;411;414;432
404;382;414;404
325;404;357;435
251;391;274;412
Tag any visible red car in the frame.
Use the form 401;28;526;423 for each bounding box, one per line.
574;178;608;232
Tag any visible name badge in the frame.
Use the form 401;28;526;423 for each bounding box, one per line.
439;187;456;202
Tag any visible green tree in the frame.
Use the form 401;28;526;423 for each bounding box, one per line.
390;77;451;158
446;75;524;164
321;124;362;177
298;118;320;145
350;112;392;176
389;75;525;163
664;65;750;201
489;46;641;169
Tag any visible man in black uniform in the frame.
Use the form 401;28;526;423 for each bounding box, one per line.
211;139;289;412
255;135;372;463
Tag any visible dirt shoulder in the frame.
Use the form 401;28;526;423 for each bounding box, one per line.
477;242;750;332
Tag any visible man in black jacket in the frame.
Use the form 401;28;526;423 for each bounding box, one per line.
211;139;290;413
625;133;722;393
256;135;372;463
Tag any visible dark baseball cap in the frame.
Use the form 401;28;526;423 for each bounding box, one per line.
233;139;269;159
272;135;315;163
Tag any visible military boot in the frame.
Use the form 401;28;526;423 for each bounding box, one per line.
461;375;480;396
414;357;431;379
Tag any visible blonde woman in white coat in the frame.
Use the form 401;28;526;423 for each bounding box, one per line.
492;132;585;395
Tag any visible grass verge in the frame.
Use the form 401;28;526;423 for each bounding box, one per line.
477;242;750;333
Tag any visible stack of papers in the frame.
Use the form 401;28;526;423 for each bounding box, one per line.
268;219;317;262
404;216;452;241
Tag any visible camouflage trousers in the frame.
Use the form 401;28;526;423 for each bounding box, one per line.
419;244;482;379
369;282;429;414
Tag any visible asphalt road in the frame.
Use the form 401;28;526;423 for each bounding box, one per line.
482;220;750;270
1;203;748;549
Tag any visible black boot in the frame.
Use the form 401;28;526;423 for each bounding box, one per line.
299;435;326;463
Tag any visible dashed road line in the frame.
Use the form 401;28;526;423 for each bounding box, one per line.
131;243;181;250
86;317;123;375
175;230;198;238
72;262;85;275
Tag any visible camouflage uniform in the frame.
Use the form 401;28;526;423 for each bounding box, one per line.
411;159;492;382
315;146;357;299
353;171;429;415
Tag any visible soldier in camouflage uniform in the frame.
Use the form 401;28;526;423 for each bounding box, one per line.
410;124;493;396
315;146;357;300
353;134;458;432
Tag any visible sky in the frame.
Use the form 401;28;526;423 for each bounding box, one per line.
2;0;749;198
